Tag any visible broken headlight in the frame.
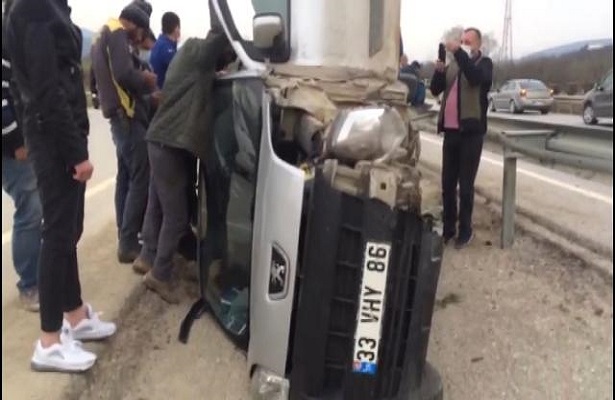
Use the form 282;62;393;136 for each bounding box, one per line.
325;106;407;164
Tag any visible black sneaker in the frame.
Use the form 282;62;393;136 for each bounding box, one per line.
455;232;474;249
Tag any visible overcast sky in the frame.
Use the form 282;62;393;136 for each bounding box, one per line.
69;0;613;61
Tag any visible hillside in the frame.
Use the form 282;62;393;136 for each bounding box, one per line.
497;44;613;94
523;38;613;61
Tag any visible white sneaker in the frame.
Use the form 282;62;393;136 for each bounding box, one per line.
31;330;97;372
64;304;117;341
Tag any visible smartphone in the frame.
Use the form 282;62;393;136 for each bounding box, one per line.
438;43;446;63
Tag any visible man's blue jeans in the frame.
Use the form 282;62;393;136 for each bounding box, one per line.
109;113;149;254
2;156;42;293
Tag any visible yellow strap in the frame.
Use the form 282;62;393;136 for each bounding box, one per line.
105;18;135;118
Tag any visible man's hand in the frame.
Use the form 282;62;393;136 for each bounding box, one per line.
142;70;158;89
150;90;162;108
14;146;28;161
445;39;461;53
434;60;445;73
73;160;94;182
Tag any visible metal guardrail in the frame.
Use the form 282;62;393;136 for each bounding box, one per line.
414;104;612;174
496;128;613;173
500;130;553;248
498;128;612;248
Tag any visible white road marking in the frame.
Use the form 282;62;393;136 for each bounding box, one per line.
421;135;613;205
2;177;116;246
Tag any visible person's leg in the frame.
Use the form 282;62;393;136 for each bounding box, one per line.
177;154;198;262
35;163;76;336
62;182;116;340
1;156;42;309
118;119;150;261
135;164;162;274
62;182;84;315
441;132;461;242
456;133;484;247
110;116;130;239
143;144;189;303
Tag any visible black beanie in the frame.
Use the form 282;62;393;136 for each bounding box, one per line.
130;0;153;17
120;4;150;30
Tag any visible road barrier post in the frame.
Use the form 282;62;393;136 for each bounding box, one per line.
499;130;554;249
501;146;518;249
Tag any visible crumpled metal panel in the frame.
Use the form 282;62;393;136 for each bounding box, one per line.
264;72;428;212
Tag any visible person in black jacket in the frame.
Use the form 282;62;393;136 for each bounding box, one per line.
2;0;41;312
6;0;116;373
430;27;493;249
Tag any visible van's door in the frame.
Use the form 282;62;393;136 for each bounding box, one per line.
198;76;264;347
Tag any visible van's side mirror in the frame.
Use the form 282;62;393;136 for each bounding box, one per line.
253;13;290;62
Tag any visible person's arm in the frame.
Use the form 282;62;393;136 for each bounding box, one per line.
23;21;88;167
1;97;25;158
453;49;493;87
193;32;234;71
430;66;447;97
106;29;150;95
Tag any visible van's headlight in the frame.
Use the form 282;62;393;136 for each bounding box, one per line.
325;106;407;164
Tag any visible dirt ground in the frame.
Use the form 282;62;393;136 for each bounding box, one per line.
55;194;613;400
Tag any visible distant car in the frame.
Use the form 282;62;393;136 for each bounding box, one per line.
582;69;613;125
489;79;554;114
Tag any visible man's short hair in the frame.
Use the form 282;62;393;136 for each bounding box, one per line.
161;12;180;35
464;27;482;44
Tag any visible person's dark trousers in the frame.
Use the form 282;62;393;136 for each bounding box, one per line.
109;112;150;256
177;156;198;261
27;138;85;333
140;143;190;282
441;131;484;241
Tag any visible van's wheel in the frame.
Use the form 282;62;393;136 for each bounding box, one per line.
409;362;444;400
583;104;598;125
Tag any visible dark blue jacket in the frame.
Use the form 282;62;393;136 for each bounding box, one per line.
149;34;177;89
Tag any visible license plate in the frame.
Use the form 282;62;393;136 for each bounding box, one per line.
352;241;392;375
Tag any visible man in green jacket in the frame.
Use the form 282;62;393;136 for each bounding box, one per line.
132;28;236;303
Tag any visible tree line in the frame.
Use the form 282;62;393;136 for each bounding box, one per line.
417;43;612;96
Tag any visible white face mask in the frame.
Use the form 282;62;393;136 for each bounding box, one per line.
461;44;473;57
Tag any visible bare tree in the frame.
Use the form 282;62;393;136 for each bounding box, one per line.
481;32;499;58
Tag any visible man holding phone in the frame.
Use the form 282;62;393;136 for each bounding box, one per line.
430;27;493;249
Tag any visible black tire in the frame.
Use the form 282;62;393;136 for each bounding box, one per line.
583;104;598;125
540;109;549;115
